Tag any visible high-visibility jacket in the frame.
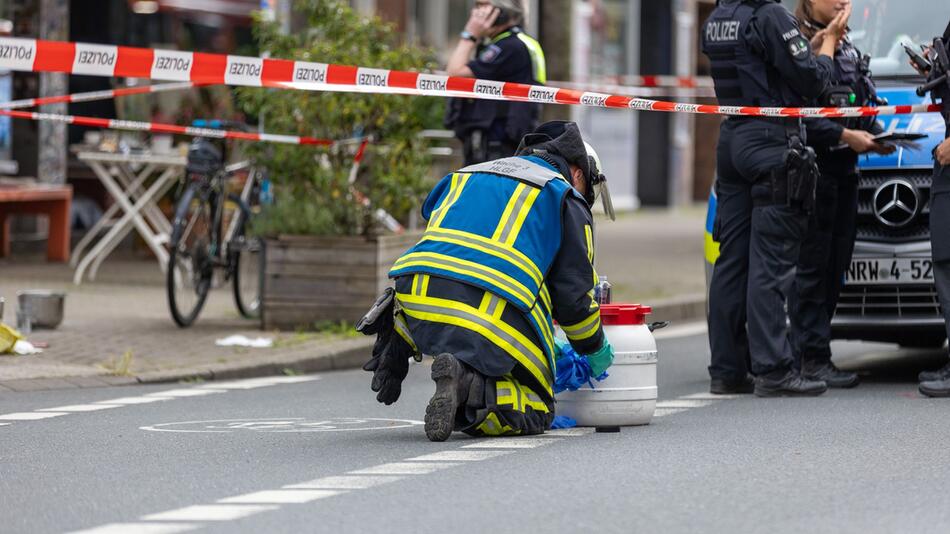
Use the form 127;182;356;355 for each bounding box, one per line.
390;156;605;394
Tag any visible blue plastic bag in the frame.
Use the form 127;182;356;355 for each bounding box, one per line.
551;415;577;429
553;339;609;394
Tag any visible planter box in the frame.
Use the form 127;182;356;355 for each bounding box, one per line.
261;233;421;330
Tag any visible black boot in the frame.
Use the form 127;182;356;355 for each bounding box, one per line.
425;353;463;442
918;361;950;383
710;374;755;395
802;360;859;389
754;368;828;398
919;377;950;398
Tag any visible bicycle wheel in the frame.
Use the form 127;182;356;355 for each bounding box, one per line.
228;195;264;319
167;183;214;327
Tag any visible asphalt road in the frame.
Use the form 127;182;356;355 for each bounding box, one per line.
2;327;950;534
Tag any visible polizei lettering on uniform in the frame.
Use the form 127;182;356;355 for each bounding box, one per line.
705;20;740;42
154;56;191;72
77;50;116;66
229;62;262;77
0;43;33;61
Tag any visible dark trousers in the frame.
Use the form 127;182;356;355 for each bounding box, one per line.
788;168;858;365
929;163;950;345
462;130;517;166
707;120;807;380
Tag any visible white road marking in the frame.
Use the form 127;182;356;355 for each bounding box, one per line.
285;475;403;490
543;428;596;437
655;400;715;409
198;376;320;390
0;412;68;420
144;389;225;398
405;450;513;462
349;462;461;475
653;321;707;340
219;489;343;504
95;396;174;405
462;438;561;449
653;408;688;417
0;423;11;427
142;504;278;522
680;392;742;401
37;404;121;412
68;522;197;534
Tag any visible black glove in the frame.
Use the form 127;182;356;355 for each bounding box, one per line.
357;289;414;405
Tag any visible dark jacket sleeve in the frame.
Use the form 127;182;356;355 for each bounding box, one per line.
805;117;845;150
749;4;833;100
547;195;605;355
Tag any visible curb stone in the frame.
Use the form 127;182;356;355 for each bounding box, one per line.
0;296;707;394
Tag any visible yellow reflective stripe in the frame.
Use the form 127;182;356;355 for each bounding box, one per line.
412;274;423;296
393;312;418;353
398;293;552;394
420;227;543;286
516;33;547;84
561;309;602;341
539;284;552;313
393;251;535;309
492;183;530;241
430;173;470;229
420;274;430;296
705;230;721;265
476;412;517;436
491;31;512;44
584;225;594;263
529;303;555;363
520;384;549;413
478;292;493;313
503;187;540;246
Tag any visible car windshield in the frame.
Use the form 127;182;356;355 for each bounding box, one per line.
782;0;950;77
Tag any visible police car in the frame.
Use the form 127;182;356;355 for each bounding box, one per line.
704;0;949;348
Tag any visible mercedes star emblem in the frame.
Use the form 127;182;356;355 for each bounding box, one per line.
873;179;919;228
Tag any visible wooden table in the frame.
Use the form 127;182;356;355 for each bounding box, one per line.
0;184;73;262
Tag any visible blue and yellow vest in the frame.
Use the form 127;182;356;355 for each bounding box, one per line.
390;156;583;374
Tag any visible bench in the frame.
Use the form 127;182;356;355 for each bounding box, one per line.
0;184;73;262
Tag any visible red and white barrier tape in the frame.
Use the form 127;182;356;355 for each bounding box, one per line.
346;137;404;234
584;74;714;89
0;81;200;110
0;109;337;146
0;37;940;117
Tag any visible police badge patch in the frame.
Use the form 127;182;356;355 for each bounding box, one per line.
788;36;809;58
479;44;503;63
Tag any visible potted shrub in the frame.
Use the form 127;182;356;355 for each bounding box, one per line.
237;0;440;329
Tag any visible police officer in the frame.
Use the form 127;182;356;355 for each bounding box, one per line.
923;136;950;396
916;22;950;397
703;0;846;397
445;0;546;165
358;121;617;441
788;0;895;389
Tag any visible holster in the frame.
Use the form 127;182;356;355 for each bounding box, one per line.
784;136;819;213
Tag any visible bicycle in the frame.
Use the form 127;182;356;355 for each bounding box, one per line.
166;120;267;327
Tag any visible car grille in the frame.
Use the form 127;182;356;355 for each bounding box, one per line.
856;169;932;243
836;283;941;318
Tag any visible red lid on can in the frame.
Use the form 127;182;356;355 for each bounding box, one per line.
599;304;652;326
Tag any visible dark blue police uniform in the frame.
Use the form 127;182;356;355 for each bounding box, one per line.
788;31;881;386
445;27;547;165
702;0;833;390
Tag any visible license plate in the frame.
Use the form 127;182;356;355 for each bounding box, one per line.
845;258;934;285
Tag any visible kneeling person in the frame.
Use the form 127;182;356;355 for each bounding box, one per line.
359;121;616;441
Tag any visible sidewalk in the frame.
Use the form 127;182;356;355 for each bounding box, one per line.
0;207;708;391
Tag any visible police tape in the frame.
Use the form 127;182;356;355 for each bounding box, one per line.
0;109;339;146
0;81;200;110
0;37;942;118
575;74;714;89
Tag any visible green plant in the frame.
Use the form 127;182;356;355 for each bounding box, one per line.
237;0;442;236
100;350;135;377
